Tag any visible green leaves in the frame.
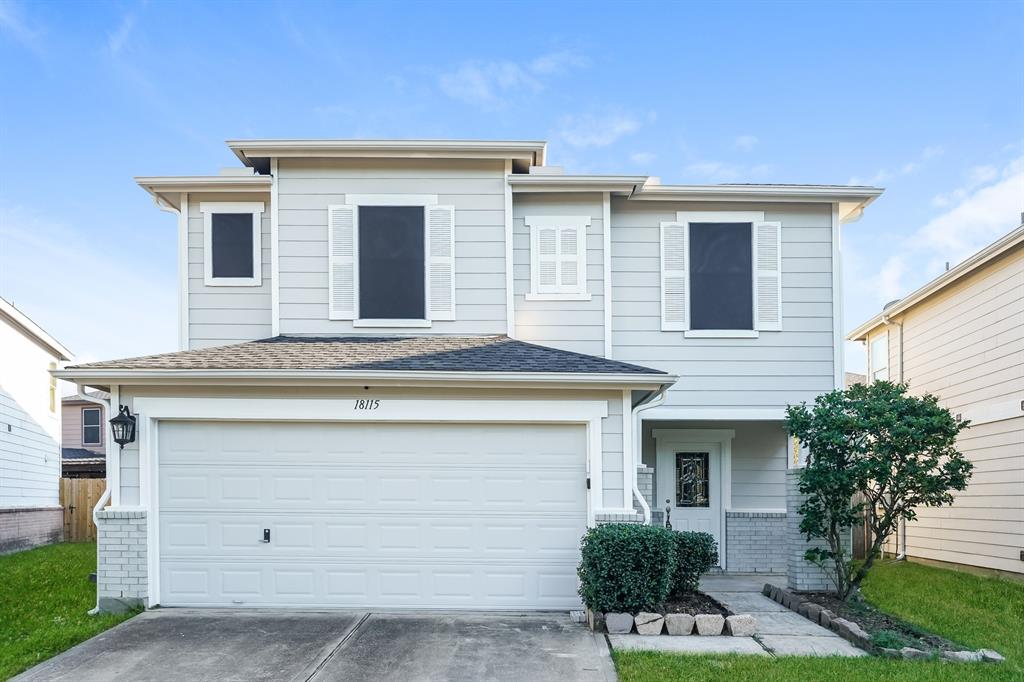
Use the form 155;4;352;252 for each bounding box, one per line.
670;531;718;597
577;523;678;613
786;381;972;599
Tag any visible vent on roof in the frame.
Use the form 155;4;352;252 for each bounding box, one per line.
882;299;900;311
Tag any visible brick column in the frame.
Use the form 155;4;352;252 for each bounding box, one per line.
96;509;148;613
634;465;654;516
786;469;850;592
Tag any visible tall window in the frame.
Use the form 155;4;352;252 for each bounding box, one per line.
871;334;889;381
358;206;426;320
82;407;102;446
689;223;753;330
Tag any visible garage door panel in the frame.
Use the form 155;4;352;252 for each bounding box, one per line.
159;421;587;608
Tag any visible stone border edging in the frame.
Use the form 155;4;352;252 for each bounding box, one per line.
585;608;756;637
761;583;1005;663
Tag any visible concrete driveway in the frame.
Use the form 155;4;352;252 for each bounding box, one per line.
14;609;616;682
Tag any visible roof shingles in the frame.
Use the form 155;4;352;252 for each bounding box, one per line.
65;336;666;375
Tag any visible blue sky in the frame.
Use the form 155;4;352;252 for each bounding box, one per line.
1;0;1021;375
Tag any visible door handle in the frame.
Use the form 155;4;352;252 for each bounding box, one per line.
262;528;270;543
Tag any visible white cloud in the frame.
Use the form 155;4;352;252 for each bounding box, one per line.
438;50;586;109
558;113;643;149
630;152;656;165
106;12;136;55
734;135;758;151
849;145;944;186
0;0;44;55
931;164;999;207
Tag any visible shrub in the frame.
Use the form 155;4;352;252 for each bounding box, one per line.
577;523;677;613
670;531;718;597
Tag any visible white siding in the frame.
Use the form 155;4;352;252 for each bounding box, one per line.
512;193;605;356
0;321;61;507
880;246;1024;573
612;199;835;410
116;386;625;512
277;159;507;335
188;192;273;348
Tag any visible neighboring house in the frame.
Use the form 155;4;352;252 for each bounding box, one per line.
0;297;72;553
849;224;1024;576
844;371;866;387
55;139;881;611
61;392;108;478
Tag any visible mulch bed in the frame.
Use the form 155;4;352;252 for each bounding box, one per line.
800;591;963;653
656;591;730;616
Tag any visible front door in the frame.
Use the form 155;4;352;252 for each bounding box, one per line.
656;441;722;557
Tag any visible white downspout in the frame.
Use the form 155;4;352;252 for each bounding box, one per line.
880;315;908;561
631;386;669;525
77;386;111;615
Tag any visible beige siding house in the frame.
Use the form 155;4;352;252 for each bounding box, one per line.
849;224;1024;575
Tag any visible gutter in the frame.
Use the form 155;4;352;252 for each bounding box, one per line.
76;386;111;616
630;385;670;524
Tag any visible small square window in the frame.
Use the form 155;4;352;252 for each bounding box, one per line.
82;407;101;446
675;452;710;508
201;202;264;286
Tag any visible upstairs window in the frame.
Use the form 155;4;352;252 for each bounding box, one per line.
201;202;264;286
82;407;102;446
525;215;590;300
661;211;782;336
871;334;889;381
328;196;455;326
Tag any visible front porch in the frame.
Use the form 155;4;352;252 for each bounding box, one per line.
636;419;791;575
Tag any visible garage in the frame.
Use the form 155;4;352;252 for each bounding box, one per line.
158;420;588;609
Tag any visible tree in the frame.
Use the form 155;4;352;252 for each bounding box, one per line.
785;381;972;600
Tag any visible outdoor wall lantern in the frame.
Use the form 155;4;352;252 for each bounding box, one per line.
109;405;137;449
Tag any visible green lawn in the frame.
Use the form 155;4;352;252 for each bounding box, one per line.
0;543;137;680
614;561;1024;682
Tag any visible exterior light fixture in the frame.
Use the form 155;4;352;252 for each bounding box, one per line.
109;405;137;449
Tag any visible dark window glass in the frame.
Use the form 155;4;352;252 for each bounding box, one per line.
689;222;752;329
675;452;710;508
82;408;101;445
211;213;254;278
358;206;425;319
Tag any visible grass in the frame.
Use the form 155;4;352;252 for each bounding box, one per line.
0;542;137;680
614;560;1024;681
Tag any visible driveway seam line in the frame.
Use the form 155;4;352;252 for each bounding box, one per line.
303;612;371;682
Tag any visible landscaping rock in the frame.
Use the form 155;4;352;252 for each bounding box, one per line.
635;612;665;635
879;647;901;659
570;610;585;624
605;613;634;634
664;613;695;635
900;647;930;660
797;602;813;618
761;584;773;597
769;585;781;602
978;649;1006;663
803;603;823;623
694;614;725;636
830;618;871;648
586;609;605;632
726;614;757;637
942;650;984;663
818;609;836;629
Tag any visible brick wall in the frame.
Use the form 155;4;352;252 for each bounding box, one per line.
786;469;850;592
0;506;62;554
635;466;654;515
725;511;787;573
96;509;147;612
595;511;644;524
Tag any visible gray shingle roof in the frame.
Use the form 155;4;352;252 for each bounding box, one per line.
65;335;667;375
62;447;105;461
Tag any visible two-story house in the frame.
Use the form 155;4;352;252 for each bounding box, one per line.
55;139;881;612
849;224;1023;576
61;392;108;478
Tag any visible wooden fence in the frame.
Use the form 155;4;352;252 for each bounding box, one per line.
60;478;107;542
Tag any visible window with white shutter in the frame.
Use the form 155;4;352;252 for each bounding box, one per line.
328;195;455;326
526;215;590;300
661;211;783;337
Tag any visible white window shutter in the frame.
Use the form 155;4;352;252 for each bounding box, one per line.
754;221;783;331
327;204;356;320
661;222;689;331
559;225;582;290
427;204;456;321
537;227;559;290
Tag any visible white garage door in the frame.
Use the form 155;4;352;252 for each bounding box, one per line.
158;420;588;609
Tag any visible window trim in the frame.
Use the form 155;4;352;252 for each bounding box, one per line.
342;194;439;328
526;215;591;300
870;332;889;381
675;210;765;337
201;202;265;287
81;406;102;446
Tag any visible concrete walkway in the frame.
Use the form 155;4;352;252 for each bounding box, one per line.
610;575;865;658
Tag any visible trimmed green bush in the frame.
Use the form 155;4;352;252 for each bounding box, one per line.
670;531;718;597
577;523;677;613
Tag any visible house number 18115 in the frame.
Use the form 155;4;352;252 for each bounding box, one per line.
353;399;380;411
